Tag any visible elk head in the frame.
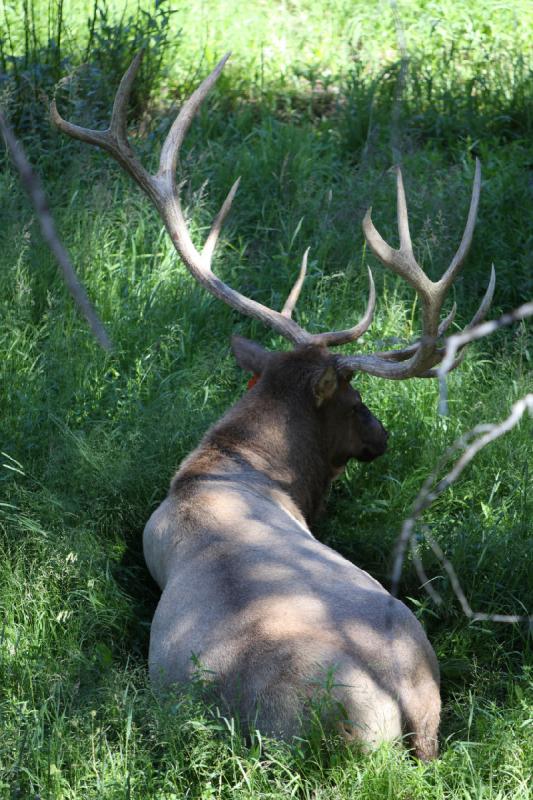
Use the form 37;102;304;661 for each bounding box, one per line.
231;335;389;477
51;51;494;393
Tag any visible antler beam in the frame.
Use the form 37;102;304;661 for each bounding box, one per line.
51;51;374;347
52;52;493;375
337;162;495;379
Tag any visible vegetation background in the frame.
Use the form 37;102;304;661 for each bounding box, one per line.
0;0;532;797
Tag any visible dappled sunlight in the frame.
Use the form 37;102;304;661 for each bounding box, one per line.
146;374;438;758
1;0;531;796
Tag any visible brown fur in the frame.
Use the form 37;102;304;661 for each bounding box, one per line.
173;344;387;523
144;340;440;758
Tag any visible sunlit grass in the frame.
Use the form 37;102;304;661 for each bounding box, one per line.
0;0;532;798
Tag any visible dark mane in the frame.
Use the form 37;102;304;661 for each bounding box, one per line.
171;346;337;523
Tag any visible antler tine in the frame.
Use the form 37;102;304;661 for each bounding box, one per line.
466;264;496;329
362;208;396;272
437;302;457;336
396;165;412;253
311;267;376;346
51;98;109;151
51;52;151;192
202;177;241;263
109;49;144;147
437;158;481;294
282;248;309;319
278;255;376;343
362;181;431;294
158;53;231;186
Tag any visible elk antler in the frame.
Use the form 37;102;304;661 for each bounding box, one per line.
51;51;375;347
336;161;495;379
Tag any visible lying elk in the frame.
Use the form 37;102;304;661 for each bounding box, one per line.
52;53;494;759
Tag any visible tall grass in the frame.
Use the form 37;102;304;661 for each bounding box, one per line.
1;1;532;798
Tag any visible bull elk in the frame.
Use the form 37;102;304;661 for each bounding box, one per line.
52;53;495;759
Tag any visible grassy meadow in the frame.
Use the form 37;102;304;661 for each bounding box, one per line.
1;0;532;797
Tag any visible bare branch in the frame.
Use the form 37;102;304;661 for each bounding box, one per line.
392;393;533;625
0;111;113;352
437;296;533;414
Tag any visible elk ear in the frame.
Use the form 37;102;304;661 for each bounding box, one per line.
231;335;270;375
313;365;338;407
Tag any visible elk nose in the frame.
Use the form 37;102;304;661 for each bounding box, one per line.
372;417;388;438
377;423;389;453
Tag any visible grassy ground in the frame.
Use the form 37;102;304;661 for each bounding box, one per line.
1;1;532;797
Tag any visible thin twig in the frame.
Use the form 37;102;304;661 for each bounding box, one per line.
392;393;533;626
0;111;113;352
437;300;533;414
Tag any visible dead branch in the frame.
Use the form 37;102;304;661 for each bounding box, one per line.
437;298;533;414
0;111;113;352
392;393;533;626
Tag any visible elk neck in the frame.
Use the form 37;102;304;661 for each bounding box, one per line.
171;384;332;525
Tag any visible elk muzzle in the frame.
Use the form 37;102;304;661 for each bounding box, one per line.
357;420;389;461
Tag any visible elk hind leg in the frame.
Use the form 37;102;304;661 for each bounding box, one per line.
403;684;441;761
338;692;403;752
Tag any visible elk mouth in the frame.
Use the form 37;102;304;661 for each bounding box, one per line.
356;436;388;462
331;443;387;477
357;447;383;462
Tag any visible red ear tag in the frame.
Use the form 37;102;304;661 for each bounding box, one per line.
247;373;260;390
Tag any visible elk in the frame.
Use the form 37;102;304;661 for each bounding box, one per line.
52;53;495;759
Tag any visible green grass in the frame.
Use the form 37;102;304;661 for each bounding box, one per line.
1;0;532;797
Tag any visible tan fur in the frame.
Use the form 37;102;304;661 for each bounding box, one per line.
143;344;440;757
